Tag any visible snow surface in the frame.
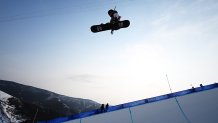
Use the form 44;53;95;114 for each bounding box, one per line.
0;91;11;123
62;87;218;123
0;109;10;123
0;91;26;123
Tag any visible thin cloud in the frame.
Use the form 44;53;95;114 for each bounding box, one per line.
69;74;99;83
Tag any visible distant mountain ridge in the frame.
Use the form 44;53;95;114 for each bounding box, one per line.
0;80;100;122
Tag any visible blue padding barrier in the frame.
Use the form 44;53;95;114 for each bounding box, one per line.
38;116;69;123
155;95;169;101
167;93;174;98
39;83;218;123
175;89;194;96
107;104;123;112
123;99;145;108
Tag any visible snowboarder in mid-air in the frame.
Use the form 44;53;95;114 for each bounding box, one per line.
90;8;130;34
108;9;121;34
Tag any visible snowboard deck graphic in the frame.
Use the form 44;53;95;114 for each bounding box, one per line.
91;20;130;33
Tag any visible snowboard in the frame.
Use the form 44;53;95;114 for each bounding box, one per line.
91;20;130;33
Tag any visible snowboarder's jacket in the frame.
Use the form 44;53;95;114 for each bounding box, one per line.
108;9;121;23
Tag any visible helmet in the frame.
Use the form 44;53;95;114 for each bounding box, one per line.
108;9;114;15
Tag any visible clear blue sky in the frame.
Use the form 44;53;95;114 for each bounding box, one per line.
1;0;218;105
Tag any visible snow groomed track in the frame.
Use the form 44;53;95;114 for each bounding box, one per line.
39;83;218;123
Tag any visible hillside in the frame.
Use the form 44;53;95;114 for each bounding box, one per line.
0;80;100;122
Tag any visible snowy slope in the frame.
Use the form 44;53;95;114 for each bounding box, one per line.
0;104;10;123
0;91;11;123
0;108;10;123
0;98;26;123
0;80;100;122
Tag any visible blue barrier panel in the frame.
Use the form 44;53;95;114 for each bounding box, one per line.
167;93;174;98
202;83;218;90
107;104;123;112
147;97;158;103
43;117;69;123
195;87;203;92
123;100;145;108
144;99;148;103
155;95;169;101
175;89;194;97
78;110;97;118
